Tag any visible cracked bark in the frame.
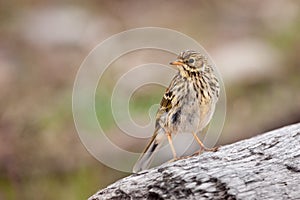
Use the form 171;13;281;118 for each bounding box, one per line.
89;123;300;200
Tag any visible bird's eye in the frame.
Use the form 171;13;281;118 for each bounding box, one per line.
188;58;195;64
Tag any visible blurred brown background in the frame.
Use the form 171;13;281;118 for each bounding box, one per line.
0;0;300;199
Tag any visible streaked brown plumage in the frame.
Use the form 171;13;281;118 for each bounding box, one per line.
133;50;220;172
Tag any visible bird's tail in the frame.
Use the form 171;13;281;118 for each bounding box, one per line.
133;130;165;173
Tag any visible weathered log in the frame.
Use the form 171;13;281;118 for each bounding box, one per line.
89;123;300;199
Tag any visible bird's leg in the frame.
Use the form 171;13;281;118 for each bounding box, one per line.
167;132;178;162
192;132;219;156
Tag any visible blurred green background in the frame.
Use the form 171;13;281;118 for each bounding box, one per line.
0;0;300;199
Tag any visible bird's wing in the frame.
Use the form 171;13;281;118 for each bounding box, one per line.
160;90;173;111
154;90;174;128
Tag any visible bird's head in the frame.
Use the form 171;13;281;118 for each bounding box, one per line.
170;50;208;73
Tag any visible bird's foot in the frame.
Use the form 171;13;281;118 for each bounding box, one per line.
168;157;180;163
192;145;220;156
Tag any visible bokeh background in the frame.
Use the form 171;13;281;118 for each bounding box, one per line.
1;0;300;199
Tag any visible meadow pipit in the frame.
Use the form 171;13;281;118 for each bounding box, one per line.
133;50;220;172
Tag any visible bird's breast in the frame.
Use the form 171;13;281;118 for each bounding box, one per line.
167;80;214;134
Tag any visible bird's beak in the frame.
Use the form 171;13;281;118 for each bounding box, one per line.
170;60;184;66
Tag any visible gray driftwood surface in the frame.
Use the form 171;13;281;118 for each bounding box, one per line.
89;123;300;200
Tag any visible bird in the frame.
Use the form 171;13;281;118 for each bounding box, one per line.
133;50;220;173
